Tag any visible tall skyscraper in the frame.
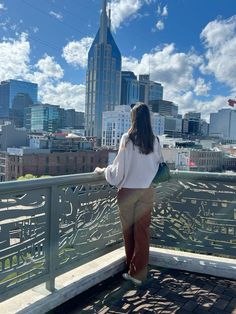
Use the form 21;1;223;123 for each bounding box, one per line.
85;0;121;141
120;71;139;107
138;75;163;105
12;93;34;128
0;80;38;125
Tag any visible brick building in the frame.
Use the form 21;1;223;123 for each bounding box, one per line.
0;149;108;181
223;156;236;171
163;147;224;172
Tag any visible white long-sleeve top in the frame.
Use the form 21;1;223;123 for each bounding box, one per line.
104;133;164;189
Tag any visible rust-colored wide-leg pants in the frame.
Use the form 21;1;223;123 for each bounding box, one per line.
117;187;154;282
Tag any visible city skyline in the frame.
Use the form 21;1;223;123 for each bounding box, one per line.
0;0;236;121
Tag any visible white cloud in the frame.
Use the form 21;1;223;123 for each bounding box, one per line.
0;33;30;81
123;44;203;99
157;4;161;15
36;55;63;78
0;2;6;10
156;20;164;30
27;54;64;85
197;95;230;121
40;82;85;112
10;24;17;31
156;3;168;17
162;5;168;17
62;37;93;68
110;0;142;31
154;4;168;33
49;10;63;21
194;78;211;96
121;44;229;119
110;0;154;31
144;0;153;4
200;15;236;89
167;92;229;122
0;34;85;111
0;17;23;34
32;26;39;33
201;16;235;49
0;20;8;32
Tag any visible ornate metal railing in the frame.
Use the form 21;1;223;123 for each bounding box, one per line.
0;171;236;302
0;173;121;302
151;171;236;257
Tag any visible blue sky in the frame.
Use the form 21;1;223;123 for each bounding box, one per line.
0;0;236;120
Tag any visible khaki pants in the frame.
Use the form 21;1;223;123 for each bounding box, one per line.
117;187;154;281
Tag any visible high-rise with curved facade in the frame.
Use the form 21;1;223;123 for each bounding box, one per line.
85;0;121;142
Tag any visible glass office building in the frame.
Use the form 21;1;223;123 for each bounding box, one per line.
149;81;163;102
120;71;139;107
138;75;163;105
0;79;38;120
26;104;60;133
85;0;121;140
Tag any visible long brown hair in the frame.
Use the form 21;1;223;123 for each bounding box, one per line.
128;102;155;154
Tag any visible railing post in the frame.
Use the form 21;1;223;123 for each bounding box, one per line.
46;185;59;292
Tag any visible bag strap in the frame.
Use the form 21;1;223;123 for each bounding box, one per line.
156;136;165;163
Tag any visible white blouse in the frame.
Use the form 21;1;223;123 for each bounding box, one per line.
104;133;164;189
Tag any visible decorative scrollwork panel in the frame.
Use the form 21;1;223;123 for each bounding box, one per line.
0;189;50;299
57;183;122;269
151;179;236;258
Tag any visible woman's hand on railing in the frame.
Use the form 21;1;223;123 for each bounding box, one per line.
94;167;106;174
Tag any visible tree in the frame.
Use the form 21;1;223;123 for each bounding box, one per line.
17;174;51;180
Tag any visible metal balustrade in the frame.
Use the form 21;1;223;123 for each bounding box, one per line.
0;173;122;302
0;171;236;303
151;171;236;257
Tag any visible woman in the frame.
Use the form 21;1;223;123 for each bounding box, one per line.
95;103;164;285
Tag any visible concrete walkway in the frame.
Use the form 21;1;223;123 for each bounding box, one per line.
49;267;236;314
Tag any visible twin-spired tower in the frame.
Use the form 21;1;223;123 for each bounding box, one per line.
85;0;121;142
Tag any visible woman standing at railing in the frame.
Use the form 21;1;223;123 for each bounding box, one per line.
95;102;164;286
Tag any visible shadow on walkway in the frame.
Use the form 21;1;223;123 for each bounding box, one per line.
49;267;236;313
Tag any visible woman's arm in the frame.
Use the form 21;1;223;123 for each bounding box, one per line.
103;134;128;186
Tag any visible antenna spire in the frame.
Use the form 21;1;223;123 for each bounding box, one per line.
100;0;108;43
109;6;111;29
